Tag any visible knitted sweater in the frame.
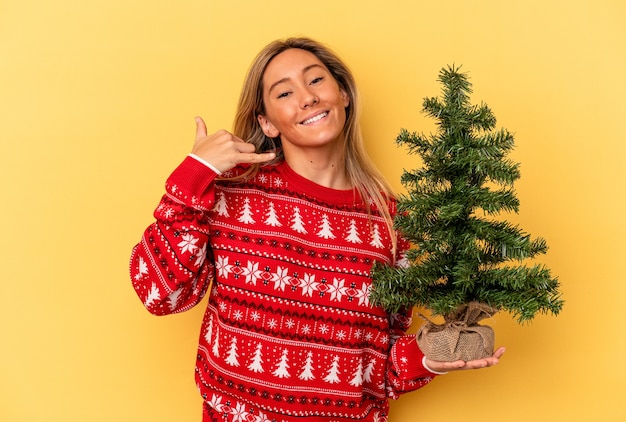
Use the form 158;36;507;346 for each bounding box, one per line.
130;156;437;422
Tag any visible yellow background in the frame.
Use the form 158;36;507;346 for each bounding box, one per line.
2;0;625;421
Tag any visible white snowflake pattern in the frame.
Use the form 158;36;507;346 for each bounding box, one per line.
267;318;278;330
271;266;291;291
355;283;371;307
273;176;284;188
250;310;261;322
231;402;248;422
207;394;224;413
164;207;174;219
397;253;410;268
242;261;263;285
301;324;312;335
319;324;329;335
336;330;346;340
177;233;199;254
285;319;296;329
194;243;207;267
257;411;272;422
232;310;244;320
327;278;346;301
216;256;233;278
300;273;318;297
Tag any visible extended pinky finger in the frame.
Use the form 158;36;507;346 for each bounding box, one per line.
244;151;276;164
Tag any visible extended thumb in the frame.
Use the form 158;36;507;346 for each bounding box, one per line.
195;116;208;139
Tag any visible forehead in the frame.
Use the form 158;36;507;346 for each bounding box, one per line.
263;48;327;82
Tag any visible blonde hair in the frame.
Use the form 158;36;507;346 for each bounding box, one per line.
231;37;398;260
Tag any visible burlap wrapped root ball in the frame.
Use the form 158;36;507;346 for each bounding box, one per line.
417;302;496;362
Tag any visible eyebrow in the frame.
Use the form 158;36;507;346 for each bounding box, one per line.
267;63;325;94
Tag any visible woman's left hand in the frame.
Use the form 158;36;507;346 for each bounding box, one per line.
425;346;506;373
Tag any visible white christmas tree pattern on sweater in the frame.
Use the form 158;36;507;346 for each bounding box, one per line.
134;256;149;280
369;224;384;248
298;351;316;381
216;190;388;248
345;219;363;244
247;343;265;373
317;214;336;239
323;355;341;384
264;201;282;227
212;337;382;390
144;282;160;308
290;206;307;234
212;191;229;217
349;359;364;387
237;197;255;224
272;348;291;378
225;337;240;367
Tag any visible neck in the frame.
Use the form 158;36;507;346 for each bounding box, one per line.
283;145;351;190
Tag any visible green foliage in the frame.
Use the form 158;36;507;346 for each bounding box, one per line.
370;65;564;323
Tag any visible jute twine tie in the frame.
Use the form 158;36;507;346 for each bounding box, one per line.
417;301;496;362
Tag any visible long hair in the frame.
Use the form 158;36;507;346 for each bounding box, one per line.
231;37;398;260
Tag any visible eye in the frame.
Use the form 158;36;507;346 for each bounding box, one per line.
310;76;324;85
277;90;292;99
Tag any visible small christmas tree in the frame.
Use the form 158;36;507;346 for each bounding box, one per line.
370;65;564;360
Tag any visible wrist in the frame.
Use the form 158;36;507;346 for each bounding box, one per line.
188;153;222;175
422;356;448;375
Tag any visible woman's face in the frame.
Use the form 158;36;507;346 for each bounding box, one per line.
258;48;349;153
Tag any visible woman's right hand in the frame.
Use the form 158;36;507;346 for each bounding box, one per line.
191;116;276;173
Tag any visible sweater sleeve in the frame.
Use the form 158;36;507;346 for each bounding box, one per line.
129;156;219;316
384;233;439;398
385;310;439;399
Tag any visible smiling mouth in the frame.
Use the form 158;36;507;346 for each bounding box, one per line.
301;111;328;125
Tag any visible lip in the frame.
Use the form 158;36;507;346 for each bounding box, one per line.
300;111;329;125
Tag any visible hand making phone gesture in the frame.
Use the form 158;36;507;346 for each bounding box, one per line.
191;116;276;173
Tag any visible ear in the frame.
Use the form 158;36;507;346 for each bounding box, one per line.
340;89;350;108
257;114;280;138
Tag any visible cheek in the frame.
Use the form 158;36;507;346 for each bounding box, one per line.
265;100;294;123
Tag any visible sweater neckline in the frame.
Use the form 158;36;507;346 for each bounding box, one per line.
277;160;362;206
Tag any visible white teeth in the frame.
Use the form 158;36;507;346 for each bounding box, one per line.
302;112;328;125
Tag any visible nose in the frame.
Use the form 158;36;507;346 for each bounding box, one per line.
301;89;319;108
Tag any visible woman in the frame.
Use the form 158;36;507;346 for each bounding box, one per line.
130;37;504;422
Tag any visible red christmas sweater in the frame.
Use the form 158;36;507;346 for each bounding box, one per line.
130;156;437;422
